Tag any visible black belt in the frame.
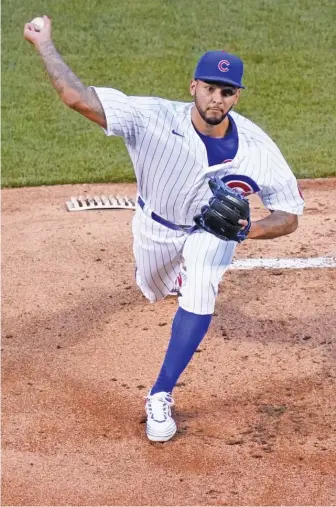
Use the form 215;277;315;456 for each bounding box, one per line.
137;196;197;233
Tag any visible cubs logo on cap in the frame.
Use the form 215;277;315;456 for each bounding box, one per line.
218;60;230;72
194;50;245;88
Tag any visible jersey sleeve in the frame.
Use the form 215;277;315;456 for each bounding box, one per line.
91;86;149;143
259;149;305;215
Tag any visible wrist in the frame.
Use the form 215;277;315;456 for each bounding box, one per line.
246;221;262;239
35;39;54;54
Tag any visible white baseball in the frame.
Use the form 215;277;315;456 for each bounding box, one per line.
31;17;44;32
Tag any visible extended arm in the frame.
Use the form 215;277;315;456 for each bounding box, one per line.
23;16;106;127
247;210;298;239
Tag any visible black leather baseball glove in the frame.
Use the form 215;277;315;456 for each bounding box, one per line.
194;177;251;242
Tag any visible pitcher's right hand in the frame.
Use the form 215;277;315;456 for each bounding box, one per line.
23;15;52;48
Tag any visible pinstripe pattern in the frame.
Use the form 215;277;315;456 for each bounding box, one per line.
132;206;185;303
93;87;304;221
181;230;236;314
132;207;235;313
93;86;305;313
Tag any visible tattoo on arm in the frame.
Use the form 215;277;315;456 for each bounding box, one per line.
38;41;105;119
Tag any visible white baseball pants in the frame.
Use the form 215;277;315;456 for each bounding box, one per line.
132;205;237;315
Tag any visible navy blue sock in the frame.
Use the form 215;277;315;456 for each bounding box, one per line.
150;307;212;395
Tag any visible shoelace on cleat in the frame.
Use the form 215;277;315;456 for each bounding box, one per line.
145;393;174;421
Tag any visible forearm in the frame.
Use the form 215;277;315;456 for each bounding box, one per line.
248;211;298;240
24;17;106;126
36;41;89;105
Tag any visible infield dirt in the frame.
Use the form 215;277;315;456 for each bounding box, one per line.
2;179;336;506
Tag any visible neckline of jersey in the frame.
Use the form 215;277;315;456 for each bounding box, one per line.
193;113;237;142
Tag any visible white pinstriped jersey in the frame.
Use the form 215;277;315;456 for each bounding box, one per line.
93;87;304;225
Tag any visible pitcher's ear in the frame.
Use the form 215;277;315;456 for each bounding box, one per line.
234;89;241;105
190;79;197;96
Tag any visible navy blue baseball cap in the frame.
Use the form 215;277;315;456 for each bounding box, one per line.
194;50;245;88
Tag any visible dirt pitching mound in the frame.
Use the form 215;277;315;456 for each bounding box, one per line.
2;179;336;506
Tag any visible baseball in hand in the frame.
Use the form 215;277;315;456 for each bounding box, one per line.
31;17;45;31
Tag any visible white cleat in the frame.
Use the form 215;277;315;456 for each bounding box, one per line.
145;391;177;442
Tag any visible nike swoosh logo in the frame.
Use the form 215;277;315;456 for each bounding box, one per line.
172;129;184;137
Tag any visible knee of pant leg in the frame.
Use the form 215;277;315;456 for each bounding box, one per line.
178;291;217;315
138;283;164;303
135;271;165;303
178;266;219;315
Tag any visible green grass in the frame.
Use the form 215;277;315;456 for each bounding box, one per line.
2;0;336;187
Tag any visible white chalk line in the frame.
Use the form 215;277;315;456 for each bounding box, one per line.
229;256;336;270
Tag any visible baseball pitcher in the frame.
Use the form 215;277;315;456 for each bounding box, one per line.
24;16;304;442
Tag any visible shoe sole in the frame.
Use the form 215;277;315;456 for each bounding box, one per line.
146;423;177;442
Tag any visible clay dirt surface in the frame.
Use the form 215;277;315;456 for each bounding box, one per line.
2;179;336;506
